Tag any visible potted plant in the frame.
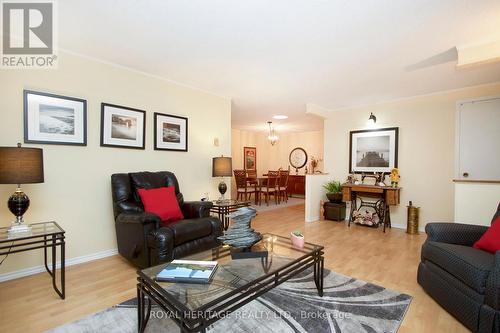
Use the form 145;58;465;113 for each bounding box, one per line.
290;229;305;248
323;180;343;203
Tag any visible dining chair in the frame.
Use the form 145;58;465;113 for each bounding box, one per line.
234;169;258;202
259;170;279;206
246;169;258;187
277;170;290;203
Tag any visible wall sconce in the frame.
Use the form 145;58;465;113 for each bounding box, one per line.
368;112;377;125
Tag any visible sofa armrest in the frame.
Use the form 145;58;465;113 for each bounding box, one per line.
147;227;174;266
425;222;488;246
182;201;213;219
116;212;161;228
114;212;161;268
207;216;224;237
485;251;500;310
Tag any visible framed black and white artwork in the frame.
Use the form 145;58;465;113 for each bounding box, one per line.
100;103;146;149
349;127;399;173
24;90;87;146
154;112;188;151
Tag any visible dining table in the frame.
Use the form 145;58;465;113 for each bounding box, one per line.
245;175;282;205
246;175;274;187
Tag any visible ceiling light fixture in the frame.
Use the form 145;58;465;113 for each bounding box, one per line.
272;115;288;120
267;121;279;146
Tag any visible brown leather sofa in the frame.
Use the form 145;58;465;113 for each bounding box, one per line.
111;171;222;268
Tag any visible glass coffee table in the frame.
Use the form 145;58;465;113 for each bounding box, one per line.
137;233;324;333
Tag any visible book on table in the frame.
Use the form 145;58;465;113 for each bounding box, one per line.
155;260;218;283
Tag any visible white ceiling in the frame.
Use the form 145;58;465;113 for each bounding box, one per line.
59;0;500;133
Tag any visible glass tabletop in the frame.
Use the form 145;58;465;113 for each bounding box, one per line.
210;199;250;207
139;233;323;312
0;221;64;242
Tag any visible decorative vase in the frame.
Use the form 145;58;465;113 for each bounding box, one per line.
326;192;342;203
290;232;305;248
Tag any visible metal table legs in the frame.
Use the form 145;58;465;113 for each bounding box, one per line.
43;234;65;299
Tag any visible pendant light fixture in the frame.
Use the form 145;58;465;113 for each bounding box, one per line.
267;121;279;145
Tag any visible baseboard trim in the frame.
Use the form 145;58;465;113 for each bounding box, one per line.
0;248;118;283
323;220;425;233
391;223;425;233
305;216;320;223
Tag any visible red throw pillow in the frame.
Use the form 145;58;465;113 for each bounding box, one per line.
473;216;500;254
137;186;184;225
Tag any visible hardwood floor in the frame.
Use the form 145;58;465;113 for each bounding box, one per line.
0;204;468;333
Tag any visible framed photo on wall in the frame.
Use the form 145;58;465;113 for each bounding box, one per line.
349;127;399;173
154;112;188;151
24;90;87;145
100;103;146;149
244;146;256;171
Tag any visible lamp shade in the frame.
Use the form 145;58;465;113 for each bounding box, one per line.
0;146;44;184
212;156;232;177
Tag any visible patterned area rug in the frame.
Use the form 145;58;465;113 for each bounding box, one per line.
48;268;411;333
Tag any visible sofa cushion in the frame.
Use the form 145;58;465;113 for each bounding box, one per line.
168;218;213;246
422;241;495;293
474;216;500;254
137;186;184;224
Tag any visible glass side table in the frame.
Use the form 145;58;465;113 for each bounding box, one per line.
0;221;65;299
210;200;251;230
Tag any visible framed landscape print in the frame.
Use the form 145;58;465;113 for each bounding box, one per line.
24;90;87;145
154;113;188;151
100;103;146;149
349;127;399;173
244;146;256;170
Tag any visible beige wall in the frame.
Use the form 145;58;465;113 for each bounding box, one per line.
0;52;231;276
455;183;500;226
231;128;324;196
323;82;500;230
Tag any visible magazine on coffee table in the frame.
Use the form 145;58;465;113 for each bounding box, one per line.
156;260;218;284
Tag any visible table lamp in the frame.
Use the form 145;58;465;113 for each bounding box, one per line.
212;156;232;202
0;143;44;234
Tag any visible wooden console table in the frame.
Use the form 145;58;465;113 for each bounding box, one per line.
342;183;401;232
